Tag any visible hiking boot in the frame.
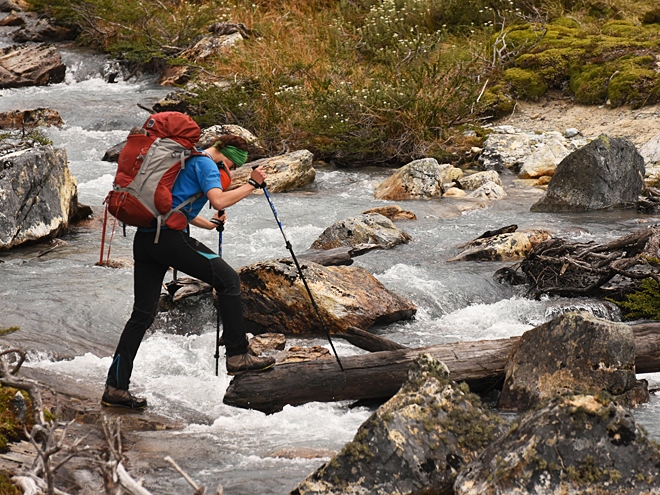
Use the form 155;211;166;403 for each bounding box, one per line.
101;385;147;410
226;353;276;375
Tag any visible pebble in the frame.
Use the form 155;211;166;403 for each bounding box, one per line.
565;128;580;138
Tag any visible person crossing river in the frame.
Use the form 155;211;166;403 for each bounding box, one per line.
102;134;276;410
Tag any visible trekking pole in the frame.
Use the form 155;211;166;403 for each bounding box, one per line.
210;211;225;376
258;181;344;372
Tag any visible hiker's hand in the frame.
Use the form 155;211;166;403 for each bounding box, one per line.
213;211;226;223
249;166;267;188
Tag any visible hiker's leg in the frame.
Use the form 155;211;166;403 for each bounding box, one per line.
158;230;249;357
107;232;168;390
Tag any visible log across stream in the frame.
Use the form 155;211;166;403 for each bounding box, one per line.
223;323;660;413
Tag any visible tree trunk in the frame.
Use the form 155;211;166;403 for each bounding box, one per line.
224;324;660;414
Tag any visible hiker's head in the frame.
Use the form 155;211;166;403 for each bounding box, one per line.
211;135;248;169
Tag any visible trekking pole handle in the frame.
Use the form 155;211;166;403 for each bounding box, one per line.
210;217;224;232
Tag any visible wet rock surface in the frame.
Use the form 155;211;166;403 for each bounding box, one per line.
0;146;79;250
374;158;463;200
291;354;508;495
448;228;551;262
458;170;503;190
0;43;66;89
531;135;645;212
239;259;416;334
499;312;638;411
362;204;417;220
455;394;660;495
0;107;64;129
228;149;315;193
310;213;412;250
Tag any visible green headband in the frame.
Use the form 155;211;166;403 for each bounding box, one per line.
215;143;248;168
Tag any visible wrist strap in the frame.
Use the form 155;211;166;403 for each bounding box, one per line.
248;178;261;188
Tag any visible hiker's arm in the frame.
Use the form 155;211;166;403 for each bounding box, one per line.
206;167;267;210
190;211;227;230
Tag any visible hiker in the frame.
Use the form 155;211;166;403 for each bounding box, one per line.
102;134;275;410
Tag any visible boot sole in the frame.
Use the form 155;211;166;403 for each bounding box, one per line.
101;400;147;410
227;361;276;376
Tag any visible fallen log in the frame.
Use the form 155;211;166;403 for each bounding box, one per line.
336;325;408;352
224;324;660;413
297;243;382;266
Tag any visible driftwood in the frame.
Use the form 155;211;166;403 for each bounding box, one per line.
223;324;660;413
297;243;383;266
497;225;660;298
336;326;408;352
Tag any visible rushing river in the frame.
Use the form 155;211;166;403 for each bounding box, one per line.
2;39;660;494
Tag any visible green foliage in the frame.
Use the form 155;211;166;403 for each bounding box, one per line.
0;386;34;453
0;471;21;495
612;278;660;320
0;327;19;336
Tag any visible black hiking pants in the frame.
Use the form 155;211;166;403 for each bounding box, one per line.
106;228;249;390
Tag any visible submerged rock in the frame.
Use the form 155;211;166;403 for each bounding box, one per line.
0;44;66;89
455;394;660;494
374;158;463;200
239;259;416;334
499;312;640;411
0;146;79;249
228;150;315;193
531;135;645;212
291;354;508;495
311;213;412;250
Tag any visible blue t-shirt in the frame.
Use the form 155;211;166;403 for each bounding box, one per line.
171;151;224;222
138;151;223;231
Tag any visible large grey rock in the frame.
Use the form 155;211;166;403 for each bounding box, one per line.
0;146;79;249
291;354;508;495
531;135;645;212
498;312;639;411
455;394;660;495
467;181;507;200
239;259;416;334
0;44;66;89
310;213;411;250
373;158;463;200
228;150;315;193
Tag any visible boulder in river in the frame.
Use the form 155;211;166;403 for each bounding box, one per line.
228;150;315;193
458;170;502;191
530;135;645;212
498;312;642;412
0;108;64;129
310;213;411;250
0;11;25;26
291;354;508;495
0;43;66;89
448;228;551;262
0;0;27;11
373;158;463;200
467;181;507;200
455;394;660;495
362;204;417;220
239;259;417;334
0;146;79;250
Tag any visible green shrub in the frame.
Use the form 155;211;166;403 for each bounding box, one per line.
614;278;660;320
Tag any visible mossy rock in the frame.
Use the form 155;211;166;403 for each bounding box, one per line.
517;47;586;87
569;63;613;103
504;68;547;98
602;20;643;38
551;17;581;29
609;67;659;107
481;88;516;117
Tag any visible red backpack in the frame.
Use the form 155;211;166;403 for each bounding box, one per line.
99;112;230;264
